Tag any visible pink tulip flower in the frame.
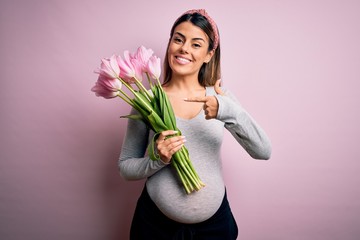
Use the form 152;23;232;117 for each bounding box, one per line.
117;51;136;83
94;55;120;80
133;46;154;72
146;55;161;79
91;75;122;99
130;58;144;81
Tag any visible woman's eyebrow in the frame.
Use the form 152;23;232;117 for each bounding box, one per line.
174;32;205;42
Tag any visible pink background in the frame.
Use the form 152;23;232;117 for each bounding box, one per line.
1;0;359;239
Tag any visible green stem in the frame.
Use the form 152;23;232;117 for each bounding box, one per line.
116;76;136;95
173;154;200;190
146;72;154;88
177;149;199;181
172;160;191;194
134;77;152;101
117;91;134;106
117;77;154;113
176;148;205;189
155;77;162;88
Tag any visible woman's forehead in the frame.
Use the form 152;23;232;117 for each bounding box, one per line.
173;22;209;41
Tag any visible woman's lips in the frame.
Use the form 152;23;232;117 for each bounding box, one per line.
175;56;191;65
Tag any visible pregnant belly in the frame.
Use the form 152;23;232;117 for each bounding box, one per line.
146;166;225;223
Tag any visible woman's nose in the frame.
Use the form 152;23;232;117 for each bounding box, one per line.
180;41;190;53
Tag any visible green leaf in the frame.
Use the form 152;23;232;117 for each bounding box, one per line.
147;110;168;133
120;114;144;121
147;132;161;161
158;85;177;129
133;91;152;112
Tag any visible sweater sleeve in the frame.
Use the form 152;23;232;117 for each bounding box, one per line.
118;108;169;180
215;90;272;160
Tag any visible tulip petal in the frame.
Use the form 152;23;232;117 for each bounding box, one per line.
134;46;154;72
109;54;120;77
117;53;136;82
91;74;122;99
131;58;143;81
147;55;161;79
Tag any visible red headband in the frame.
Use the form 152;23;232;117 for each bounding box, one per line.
176;9;219;50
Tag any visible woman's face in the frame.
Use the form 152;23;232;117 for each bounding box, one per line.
167;21;214;79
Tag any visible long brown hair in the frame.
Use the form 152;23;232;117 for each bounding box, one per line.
162;12;221;87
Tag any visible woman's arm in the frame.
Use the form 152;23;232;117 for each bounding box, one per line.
118;109;169;180
216;91;272;160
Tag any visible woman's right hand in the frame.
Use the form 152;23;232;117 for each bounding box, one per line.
156;130;186;164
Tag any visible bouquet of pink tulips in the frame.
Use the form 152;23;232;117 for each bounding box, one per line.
91;46;205;194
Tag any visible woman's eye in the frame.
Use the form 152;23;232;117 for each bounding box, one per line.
193;43;201;48
174;38;183;43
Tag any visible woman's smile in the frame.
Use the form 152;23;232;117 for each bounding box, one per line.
174;55;192;65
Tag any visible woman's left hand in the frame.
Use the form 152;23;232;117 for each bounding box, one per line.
184;79;224;120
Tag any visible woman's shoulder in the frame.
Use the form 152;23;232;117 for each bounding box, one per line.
205;86;230;96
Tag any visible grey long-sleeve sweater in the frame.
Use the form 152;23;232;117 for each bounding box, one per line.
118;87;271;224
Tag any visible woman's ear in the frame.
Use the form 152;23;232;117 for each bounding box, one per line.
204;49;215;63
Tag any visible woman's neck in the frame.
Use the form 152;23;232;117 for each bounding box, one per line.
164;75;203;93
162;75;206;120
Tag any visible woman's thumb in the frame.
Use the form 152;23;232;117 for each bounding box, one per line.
214;79;224;95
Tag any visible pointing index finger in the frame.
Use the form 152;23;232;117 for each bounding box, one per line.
184;97;207;103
